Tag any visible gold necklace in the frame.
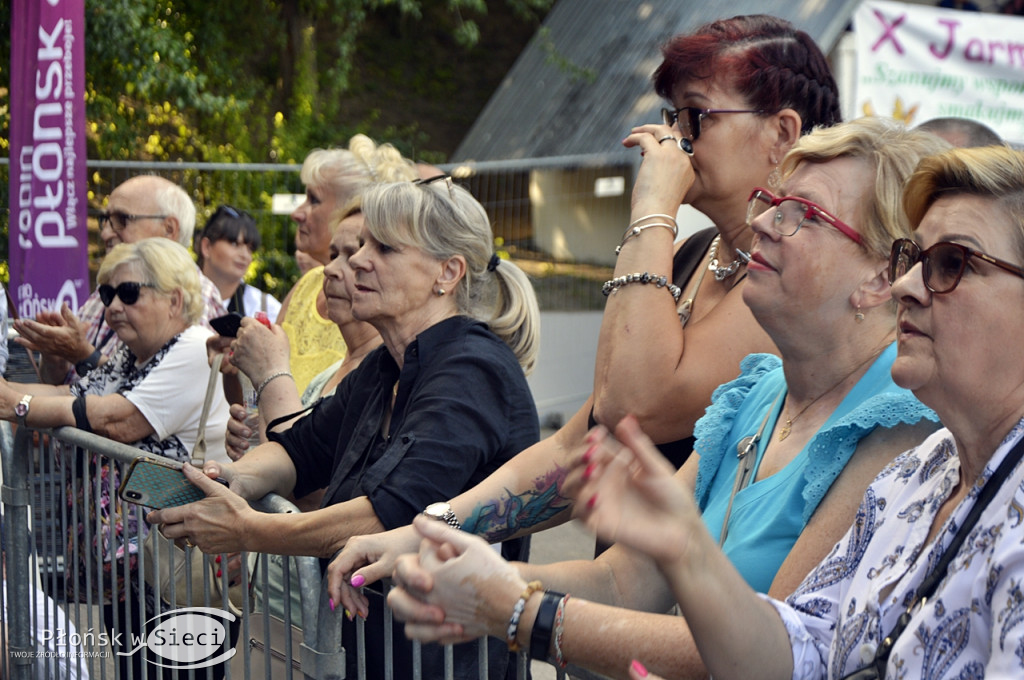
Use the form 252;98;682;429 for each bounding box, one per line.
777;347;885;441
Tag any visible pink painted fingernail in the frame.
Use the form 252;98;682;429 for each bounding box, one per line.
587;494;598;510
583;462;596;481
329;597;336;612
631;659;648;677
351;574;366;588
582;444;597;464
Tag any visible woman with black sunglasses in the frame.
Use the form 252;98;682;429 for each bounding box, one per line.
563;145;1024;679
0;237;232;677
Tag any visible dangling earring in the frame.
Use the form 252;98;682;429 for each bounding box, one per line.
854;305;864;323
768;156;782;191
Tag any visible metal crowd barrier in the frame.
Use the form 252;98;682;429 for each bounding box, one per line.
0;423;537;679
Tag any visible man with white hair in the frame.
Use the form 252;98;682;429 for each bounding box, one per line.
14;175;226;384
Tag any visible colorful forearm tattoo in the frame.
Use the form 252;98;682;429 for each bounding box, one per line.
462;465;572;543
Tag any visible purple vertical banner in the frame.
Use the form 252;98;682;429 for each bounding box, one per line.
9;0;89;319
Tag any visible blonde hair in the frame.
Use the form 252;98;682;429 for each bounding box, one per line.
361;180;540;374
300;134;419;205
97;239;203;325
903;146;1024;261
782;117;951;261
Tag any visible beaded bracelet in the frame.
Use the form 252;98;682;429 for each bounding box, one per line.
601;272;682;302
615;222;678;254
553;593;571;668
254;371;293;405
506;580;544;651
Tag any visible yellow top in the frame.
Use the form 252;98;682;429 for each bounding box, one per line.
280;266;347;394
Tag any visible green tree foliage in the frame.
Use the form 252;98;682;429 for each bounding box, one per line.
1;0;550;294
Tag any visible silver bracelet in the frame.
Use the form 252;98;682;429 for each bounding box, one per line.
601;272;682;302
627;213;678;231
616;221;678;254
253;371;293;405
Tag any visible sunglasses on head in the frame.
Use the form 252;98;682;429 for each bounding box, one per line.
888;238;1024;294
98;282;158;307
415;174;456;200
661;107;765;141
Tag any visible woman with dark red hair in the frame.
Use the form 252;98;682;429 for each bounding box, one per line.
331;10;844;607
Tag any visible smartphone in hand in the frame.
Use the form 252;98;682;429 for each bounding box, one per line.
119;457;223;509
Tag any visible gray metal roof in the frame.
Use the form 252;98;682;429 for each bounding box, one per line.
453;0;861;162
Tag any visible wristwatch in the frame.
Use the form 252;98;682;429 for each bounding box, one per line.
14;394;33;427
423;502;461;530
75;349;102;377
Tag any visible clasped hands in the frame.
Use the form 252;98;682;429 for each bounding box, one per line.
384;415;698;643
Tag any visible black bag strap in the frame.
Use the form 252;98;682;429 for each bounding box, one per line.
848;432;1024;678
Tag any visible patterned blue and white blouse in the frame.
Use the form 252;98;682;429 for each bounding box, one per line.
767;419;1024;679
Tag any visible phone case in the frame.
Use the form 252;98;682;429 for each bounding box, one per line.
119;457;206;509
210;313;243;337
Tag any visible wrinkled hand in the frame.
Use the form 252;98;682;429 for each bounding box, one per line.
327;523;422;619
230;318;291;385
388;515;525;644
570;415;698;569
148;463;256;554
225;403;253;461
622;123;695;218
13;304;92;362
206;335;238;376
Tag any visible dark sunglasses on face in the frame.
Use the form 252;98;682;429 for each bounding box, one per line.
746;188;862;244
888;238;1024;294
661;106;765;141
96;210;168;233
98;282;158;307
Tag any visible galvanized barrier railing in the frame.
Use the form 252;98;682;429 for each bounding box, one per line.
0;423;540;679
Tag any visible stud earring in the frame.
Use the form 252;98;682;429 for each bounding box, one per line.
436;288;446;296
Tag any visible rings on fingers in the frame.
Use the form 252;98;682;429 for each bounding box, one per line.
657;135;677;145
185;538;195;548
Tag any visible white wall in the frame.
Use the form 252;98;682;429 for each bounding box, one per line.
526;311;603;428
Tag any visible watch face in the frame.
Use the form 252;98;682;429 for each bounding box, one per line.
424;502;450;519
15;402;28;417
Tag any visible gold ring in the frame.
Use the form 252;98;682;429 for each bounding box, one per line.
185;538;195;548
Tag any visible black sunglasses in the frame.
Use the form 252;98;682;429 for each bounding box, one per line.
96;210;168;233
888;238;1024;294
415;174;456;200
98;282;158;307
661;107;765;141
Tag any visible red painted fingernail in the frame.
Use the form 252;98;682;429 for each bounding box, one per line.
215;555;221;564
582;444;597;464
587;494;598;510
351;574;366;588
329;597;336;612
631;659;648;677
216;569;222;578
583;462;596;481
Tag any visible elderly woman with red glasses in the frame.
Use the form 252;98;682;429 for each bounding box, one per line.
383;118;949;679
566;146;1024;680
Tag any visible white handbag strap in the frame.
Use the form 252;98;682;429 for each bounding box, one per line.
191;353;224;467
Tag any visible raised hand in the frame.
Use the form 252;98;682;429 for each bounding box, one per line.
13;303;92;362
571;415;699;569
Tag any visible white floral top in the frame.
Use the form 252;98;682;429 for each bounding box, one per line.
768;419;1024;679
